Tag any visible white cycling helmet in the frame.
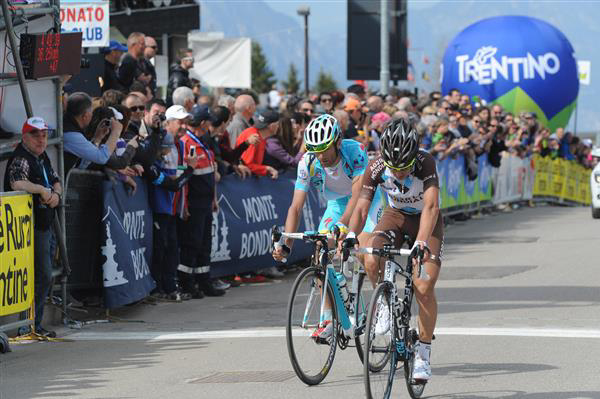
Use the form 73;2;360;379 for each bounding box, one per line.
303;114;341;152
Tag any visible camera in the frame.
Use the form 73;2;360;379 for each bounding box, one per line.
100;119;111;129
159;114;166;122
80;57;90;69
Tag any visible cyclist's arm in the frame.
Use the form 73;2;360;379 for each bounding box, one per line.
416;185;440;245
283;189;308;249
348;157;380;236
338;174;363;227
348;196;372;236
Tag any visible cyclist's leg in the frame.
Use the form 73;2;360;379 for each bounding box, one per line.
312;198;347;338
357;186;385;268
406;213;443;380
364;207;404;287
407;212;444;343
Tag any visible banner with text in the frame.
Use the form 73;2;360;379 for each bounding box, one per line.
532;155;591;205
438;154;493;210
0;194;34;316
101;178;155;308
210;171;327;277
60;0;109;47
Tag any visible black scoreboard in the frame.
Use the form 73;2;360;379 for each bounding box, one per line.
20;32;83;79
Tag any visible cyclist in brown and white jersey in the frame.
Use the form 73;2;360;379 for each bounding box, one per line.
342;118;443;382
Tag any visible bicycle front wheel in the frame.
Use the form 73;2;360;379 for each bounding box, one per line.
353;272;367;363
364;282;396;399
404;328;426;398
286;266;338;385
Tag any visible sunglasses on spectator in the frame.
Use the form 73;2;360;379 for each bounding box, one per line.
182;56;194;62
130;106;144;112
384;158;415;172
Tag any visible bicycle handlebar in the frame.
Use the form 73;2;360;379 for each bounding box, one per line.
351;247;412;257
271;225;339;264
349;245;430;280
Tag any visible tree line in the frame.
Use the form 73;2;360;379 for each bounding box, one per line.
251;42;337;94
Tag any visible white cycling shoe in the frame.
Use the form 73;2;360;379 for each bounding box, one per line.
374;300;391;336
412;347;432;381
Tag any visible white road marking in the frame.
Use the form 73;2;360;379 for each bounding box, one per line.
66;327;600;341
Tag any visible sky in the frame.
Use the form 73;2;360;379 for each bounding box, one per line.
262;0;600;133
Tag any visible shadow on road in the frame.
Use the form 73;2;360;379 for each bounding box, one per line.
1;340;209;399
437;286;600;316
433;361;556;378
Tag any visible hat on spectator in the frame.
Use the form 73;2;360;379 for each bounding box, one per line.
371;111;391;129
190;104;213;126
344;98;369;113
254;109;280;129
548;133;558;141
161;132;175;149
165;105;191;121
347;83;366;96
100;40;128;54
108;106;124;121
22;116;48;133
582;138;593;148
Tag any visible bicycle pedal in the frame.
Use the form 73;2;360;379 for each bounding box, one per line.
313;336;331;345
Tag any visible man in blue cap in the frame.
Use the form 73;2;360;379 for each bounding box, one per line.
101;40;127;93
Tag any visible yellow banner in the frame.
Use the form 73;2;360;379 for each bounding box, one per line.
533;155;591;205
0;194;34;316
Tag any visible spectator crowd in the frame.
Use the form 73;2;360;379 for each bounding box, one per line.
3;31;597;337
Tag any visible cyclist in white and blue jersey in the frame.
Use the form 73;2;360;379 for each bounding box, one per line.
272;114;384;339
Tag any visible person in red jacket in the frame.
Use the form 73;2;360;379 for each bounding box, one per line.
235;109;279;179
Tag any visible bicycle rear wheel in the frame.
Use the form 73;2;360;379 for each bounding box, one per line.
404;328;426;398
363;282;396;399
286;266;338;385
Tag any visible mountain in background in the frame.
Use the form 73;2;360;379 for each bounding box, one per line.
198;0;599;132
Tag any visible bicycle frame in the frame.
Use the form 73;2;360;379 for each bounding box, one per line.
383;256;415;358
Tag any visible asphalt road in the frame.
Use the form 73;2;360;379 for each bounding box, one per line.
1;205;599;399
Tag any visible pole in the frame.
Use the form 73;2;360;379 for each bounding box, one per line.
380;0;390;96
304;14;309;97
1;0;33;117
573;98;578;135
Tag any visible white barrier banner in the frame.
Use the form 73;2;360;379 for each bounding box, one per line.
493;154;534;204
188;33;251;89
60;0;109;48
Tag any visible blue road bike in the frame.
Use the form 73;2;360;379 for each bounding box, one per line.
271;226;368;385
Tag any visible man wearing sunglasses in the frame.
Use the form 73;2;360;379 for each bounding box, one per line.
343;118;443;383
272;114;384;339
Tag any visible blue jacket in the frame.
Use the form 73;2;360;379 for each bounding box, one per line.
295;139;368;201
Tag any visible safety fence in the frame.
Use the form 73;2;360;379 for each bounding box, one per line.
63;169;328;308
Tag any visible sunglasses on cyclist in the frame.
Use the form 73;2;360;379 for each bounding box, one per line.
383;158;415;172
305;139;334;153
